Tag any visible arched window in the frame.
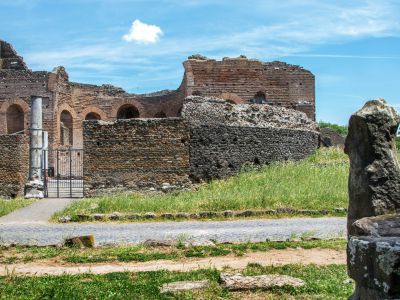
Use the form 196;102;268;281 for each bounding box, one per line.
6;104;24;134
154;111;167;118
60;110;73;145
117;104;140;119
85;112;101;121
251;91;267;104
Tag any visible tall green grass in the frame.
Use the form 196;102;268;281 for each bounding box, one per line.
54;148;349;218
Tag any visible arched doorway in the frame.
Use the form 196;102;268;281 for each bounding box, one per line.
154;111;167;118
60;110;73;145
6;104;24;134
251;91;267;104
85;112;101;121
117;104;140;119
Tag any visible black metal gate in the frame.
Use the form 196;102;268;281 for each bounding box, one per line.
43;149;84;198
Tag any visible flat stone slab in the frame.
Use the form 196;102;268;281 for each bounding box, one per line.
160;280;209;293
220;273;305;291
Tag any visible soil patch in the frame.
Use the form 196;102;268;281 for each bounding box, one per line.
0;248;345;276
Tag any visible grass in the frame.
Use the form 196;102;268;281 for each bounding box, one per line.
53;148;349;221
0;239;346;264
0;264;353;299
0;198;36;218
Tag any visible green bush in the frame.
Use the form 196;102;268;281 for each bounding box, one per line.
319;121;348;135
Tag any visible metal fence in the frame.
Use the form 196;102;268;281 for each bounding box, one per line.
43;149;84;198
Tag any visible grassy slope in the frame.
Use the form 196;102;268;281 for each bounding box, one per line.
0;264;352;299
54;148;349;220
0;199;35;218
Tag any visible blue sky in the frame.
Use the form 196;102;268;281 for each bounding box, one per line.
1;0;399;125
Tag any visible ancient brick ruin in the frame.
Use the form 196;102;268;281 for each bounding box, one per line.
0;40;315;150
0;40;317;197
83;96;317;195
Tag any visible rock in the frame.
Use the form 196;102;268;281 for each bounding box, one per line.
199;211;218;218
345;99;400;230
189;213;200;219
64;235;95;248
24;180;44;199
349;214;400;237
185;240;215;247
223;210;233;217
298;209;320;215
77;214;90;221
277;207;297;214
234;210;254;217
347;236;400;299
319;127;345;148
127;213;141;219
160;213;174;219
175;213;190;219
110;212;123;220
334;207;347;213
160;280;209;293
346;100;400;300
59;216;71;223
144;212;156;219
92;213;106;220
143;239;175;247
220;273;305;291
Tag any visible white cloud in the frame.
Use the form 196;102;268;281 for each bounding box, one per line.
122;19;163;44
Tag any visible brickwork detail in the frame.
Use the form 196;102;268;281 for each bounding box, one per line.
0;135;29;198
83;118;190;196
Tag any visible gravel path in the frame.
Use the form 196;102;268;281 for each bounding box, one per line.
0;198;78;224
0;217;346;246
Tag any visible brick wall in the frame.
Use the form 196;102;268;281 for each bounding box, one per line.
183;58;315;120
83;118;190;196
0;134;29;198
189;125;319;181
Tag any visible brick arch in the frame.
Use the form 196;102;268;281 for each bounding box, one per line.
56;104;79;147
79;106;107;121
0;99;30;135
111;99;145;120
219;92;247;105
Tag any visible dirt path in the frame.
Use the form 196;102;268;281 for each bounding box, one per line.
0;248;345;276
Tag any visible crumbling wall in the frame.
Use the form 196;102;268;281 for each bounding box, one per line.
184;96;318;181
83;118;190;196
183;57;315;119
0;135;29;198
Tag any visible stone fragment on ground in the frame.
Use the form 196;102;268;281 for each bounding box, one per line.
220;273;305;291
160;280;210;293
64;235;95;248
143;239;175;247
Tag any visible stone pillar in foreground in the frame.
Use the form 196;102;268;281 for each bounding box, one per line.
25;96;44;198
345;99;400;300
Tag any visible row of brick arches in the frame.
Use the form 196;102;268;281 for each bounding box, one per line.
59;105;168;146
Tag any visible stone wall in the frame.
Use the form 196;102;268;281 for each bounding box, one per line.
0;134;29;198
184;96;318;181
83;118;190;196
189;125;318;181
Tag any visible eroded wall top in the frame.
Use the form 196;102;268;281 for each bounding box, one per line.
182;96;317;131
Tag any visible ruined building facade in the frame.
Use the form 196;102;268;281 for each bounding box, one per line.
0;41;315;151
